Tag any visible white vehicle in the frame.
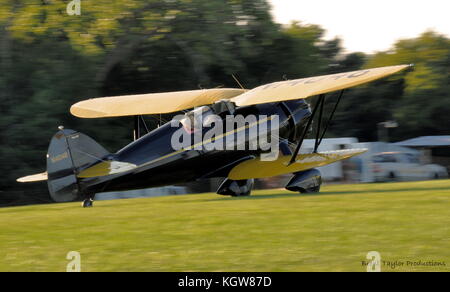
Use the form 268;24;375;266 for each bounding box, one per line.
370;152;448;182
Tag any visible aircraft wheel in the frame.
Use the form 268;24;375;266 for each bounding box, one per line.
387;172;396;182
217;179;254;197
299;185;321;194
82;198;94;208
285;169;322;194
230;191;251;197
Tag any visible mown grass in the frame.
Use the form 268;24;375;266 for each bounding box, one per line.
1;180;449;272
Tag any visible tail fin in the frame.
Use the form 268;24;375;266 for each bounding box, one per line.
18;128;137;202
46;128;109;202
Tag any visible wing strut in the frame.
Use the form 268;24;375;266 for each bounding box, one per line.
318;89;345;146
288;94;325;165
133;115;151;141
313;93;326;153
133;116;141;141
140;116;150;133
288;90;345;165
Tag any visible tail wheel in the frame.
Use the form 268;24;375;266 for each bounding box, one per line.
387;172;396;182
82;198;94;208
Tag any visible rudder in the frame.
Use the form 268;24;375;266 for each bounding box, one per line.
47;128;109;202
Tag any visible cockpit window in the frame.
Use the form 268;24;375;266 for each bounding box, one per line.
180;106;215;133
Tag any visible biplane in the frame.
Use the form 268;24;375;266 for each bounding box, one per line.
18;64;412;207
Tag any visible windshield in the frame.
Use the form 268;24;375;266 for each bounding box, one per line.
180;106;215;133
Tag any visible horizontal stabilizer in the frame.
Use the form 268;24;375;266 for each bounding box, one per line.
77;161;137;178
17;172;48;183
228;149;367;180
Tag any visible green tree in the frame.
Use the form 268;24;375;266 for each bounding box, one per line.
366;31;450;139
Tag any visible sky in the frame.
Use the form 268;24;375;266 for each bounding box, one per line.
268;0;450;53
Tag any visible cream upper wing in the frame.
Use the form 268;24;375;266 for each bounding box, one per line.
71;65;411;119
71;88;247;118
231;65;412;107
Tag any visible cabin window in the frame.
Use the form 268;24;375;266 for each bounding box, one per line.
180;106;215;133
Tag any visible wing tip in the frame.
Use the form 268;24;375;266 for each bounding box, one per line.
70;102;108;119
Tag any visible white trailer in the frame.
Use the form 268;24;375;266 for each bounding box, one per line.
300;139;424;183
348;142;447;182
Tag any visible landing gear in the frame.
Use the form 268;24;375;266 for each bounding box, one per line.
82;198;94;208
387;172;396;182
217;178;254;197
285;169;322;194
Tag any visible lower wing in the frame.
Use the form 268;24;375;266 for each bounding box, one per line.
228;149;367;180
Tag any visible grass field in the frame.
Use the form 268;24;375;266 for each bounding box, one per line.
1;180;449;272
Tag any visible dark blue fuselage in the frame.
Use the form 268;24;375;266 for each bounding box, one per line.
81;100;311;193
